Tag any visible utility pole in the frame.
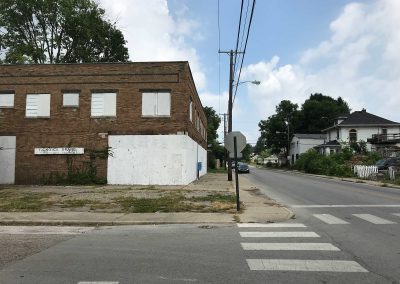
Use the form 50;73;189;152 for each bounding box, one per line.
219;49;243;181
219;113;227;170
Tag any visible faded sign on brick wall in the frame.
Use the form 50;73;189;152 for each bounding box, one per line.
34;148;84;155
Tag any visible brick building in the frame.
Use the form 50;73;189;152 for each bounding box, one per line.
0;62;207;185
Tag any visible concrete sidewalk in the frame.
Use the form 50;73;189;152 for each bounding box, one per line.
0;174;293;226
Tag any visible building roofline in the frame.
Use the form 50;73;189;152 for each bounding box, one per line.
0;61;190;67
322;123;400;132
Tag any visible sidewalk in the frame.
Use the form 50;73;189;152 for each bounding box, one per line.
0;173;293;226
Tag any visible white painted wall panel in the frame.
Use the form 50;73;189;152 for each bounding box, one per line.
0;136;16;184
108;135;207;185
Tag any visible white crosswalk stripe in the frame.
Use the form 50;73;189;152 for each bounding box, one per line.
237;223;306;228
352;214;396;224
241;242;340;251
313;214;350;224
246;259;368;272
393;213;400;218
240;231;320;238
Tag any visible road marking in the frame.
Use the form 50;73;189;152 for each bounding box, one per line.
240;231;319;238
291;204;400;208
313;214;350;224
352;214;396;224
393;213;400;217
0;226;94;235
237;223;306;228
241;243;340;251
78;282;119;284
246;259;368;272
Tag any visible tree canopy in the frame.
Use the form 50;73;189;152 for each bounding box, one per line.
258;94;351;154
203;106;225;168
0;0;129;63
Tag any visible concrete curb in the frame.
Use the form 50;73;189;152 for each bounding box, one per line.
254;166;400;190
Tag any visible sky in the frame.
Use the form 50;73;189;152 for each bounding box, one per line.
99;0;400;145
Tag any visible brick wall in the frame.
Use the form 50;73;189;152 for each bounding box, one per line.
0;62;207;184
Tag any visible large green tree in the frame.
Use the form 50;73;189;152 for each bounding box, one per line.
203;106;224;168
0;0;129;63
298;94;350;133
257;94;351;155
258;100;300;154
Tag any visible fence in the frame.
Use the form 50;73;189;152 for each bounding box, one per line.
353;165;378;179
388;166;396;181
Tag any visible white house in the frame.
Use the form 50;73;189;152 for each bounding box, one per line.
288;134;326;165
316;109;400;155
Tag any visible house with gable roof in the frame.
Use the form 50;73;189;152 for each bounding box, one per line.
315;109;400;156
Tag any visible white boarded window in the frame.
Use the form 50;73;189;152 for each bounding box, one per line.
142;92;171;116
63;93;79;107
0;93;14;108
26;94;50;117
91;93;116;117
189;99;193;122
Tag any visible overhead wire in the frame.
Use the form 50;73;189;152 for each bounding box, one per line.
233;0;256;104
233;0;244;77
218;0;221;114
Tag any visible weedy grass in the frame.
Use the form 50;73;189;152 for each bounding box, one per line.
0;191;52;212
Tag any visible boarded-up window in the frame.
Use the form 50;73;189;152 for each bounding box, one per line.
142;92;171;116
91;93;116;117
0;93;14;108
26;94;50;117
189;99;193;122
63;93;79;107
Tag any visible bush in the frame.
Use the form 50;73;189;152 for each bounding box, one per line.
294;149;353;177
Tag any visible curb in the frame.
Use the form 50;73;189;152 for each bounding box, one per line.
255;166;400;190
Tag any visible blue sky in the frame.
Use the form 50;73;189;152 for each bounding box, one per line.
100;0;399;144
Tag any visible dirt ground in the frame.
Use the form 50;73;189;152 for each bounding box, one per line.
0;174;238;213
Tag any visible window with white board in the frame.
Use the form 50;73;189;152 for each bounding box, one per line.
0;93;14;108
142;92;171;117
26;94;51;117
63;93;79;107
91;92;116;117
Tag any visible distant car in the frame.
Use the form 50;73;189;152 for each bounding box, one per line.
236;162;250;173
375;158;400;170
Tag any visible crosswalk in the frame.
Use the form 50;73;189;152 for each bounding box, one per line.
238;222;368;273
312;213;399;225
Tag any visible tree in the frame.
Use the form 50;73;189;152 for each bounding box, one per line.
298;94;350;133
0;0;129;63
258;100;300;154
203;106;224;168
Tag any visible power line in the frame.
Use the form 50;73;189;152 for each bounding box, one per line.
233;0;244;77
233;0;256;104
218;0;221;114
234;0;250;78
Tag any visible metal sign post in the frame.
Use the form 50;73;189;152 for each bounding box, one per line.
234;136;240;211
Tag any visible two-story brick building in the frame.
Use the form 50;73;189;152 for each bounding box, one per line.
0;62;207;185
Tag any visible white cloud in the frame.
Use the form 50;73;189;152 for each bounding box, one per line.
99;0;206;90
244;0;400;125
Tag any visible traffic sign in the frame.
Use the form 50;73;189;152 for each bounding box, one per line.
224;131;246;154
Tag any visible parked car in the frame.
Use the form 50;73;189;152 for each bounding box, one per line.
375;157;400;170
236;162;250;173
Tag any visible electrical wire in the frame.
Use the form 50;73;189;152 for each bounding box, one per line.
233;0;256;104
218;0;221;114
233;0;244;77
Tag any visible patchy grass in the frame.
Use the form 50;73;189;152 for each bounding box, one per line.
189;194;236;203
115;193;199;213
0;192;52;212
61;199;92;208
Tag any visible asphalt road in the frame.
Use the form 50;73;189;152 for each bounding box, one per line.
246;167;400;283
0;169;399;283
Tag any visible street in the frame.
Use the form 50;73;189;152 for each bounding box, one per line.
0;168;399;283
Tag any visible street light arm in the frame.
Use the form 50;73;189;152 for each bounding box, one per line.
233;80;261;87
